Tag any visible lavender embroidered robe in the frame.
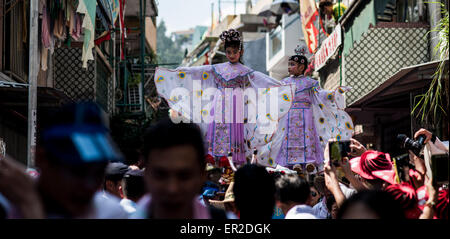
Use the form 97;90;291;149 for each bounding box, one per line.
154;62;295;167
258;76;355;168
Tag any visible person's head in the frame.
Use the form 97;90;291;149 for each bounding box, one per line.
120;169;146;202
337;190;405;219
288;46;308;76
220;29;243;63
104;162;129;198
314;175;330;197
350;150;396;190
319;0;334;16
207;166;222;184
325;195;338;219
280;2;293;14
233;164;275;219
123;148;145;169
209;182;238;215
385;183;421;219
309;182;321;206
142;118;206;216
275;174;311;214
36;102;123;217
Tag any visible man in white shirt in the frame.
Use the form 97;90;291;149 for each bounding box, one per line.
275;174;317;219
119;169;146;215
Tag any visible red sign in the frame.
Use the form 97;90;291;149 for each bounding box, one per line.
304;11;319;54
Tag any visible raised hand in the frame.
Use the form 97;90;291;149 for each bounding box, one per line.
0;155;44;218
349;138;367;157
414;128;433;144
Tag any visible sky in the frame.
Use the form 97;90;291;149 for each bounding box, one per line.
156;0;258;35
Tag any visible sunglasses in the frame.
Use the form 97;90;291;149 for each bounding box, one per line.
311;191;318;197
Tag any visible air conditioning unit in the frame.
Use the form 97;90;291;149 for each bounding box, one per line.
128;84;143;112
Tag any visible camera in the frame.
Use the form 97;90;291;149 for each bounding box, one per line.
397;134;426;157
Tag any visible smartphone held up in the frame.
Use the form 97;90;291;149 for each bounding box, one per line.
328;140;351;167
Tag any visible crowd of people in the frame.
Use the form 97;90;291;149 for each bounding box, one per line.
0;102;448;219
0;25;448;220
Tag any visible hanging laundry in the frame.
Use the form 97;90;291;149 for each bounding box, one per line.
77;0;97;68
42;4;52;48
119;0;127;60
67;0;81;41
41;46;49;71
97;5;110;30
53;10;67;41
73;13;82;40
110;0;120;25
98;0;113;24
95;31;111;46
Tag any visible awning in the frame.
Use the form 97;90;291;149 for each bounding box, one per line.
0;87;73;109
347;60;448;110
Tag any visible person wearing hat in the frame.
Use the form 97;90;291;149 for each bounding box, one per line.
208;182;239;219
1;102;127;218
103;162;130;199
349;150;397;190
37;102;127;218
119;169;146;215
204;163;222;191
385;182;422;219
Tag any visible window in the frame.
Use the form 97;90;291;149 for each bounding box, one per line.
269;28;282;59
395;0;427;23
257;26;268;33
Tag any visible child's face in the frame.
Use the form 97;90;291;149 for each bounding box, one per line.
226;46;241;63
288;60;305;76
325;5;334;15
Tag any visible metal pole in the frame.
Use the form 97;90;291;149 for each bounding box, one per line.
212;2;214;34
140;0;146;113
338;0;343;86
218;0;221;22
111;31;116;115
27;0;39;167
428;2;441;61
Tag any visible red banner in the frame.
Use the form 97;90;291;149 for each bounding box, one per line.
299;0;319;53
304;11;319;54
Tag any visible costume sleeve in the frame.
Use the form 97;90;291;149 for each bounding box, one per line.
154;65;216;121
311;86;354;150
245;73;295;168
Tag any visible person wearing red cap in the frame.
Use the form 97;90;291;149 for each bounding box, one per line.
385;183;422;219
349;150;397;190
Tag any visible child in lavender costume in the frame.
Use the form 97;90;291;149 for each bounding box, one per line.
154;29;294;167
258;47;355;170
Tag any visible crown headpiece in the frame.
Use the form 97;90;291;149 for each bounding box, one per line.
294;45;306;56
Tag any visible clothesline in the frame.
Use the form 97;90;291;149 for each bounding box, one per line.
39;0;125;70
